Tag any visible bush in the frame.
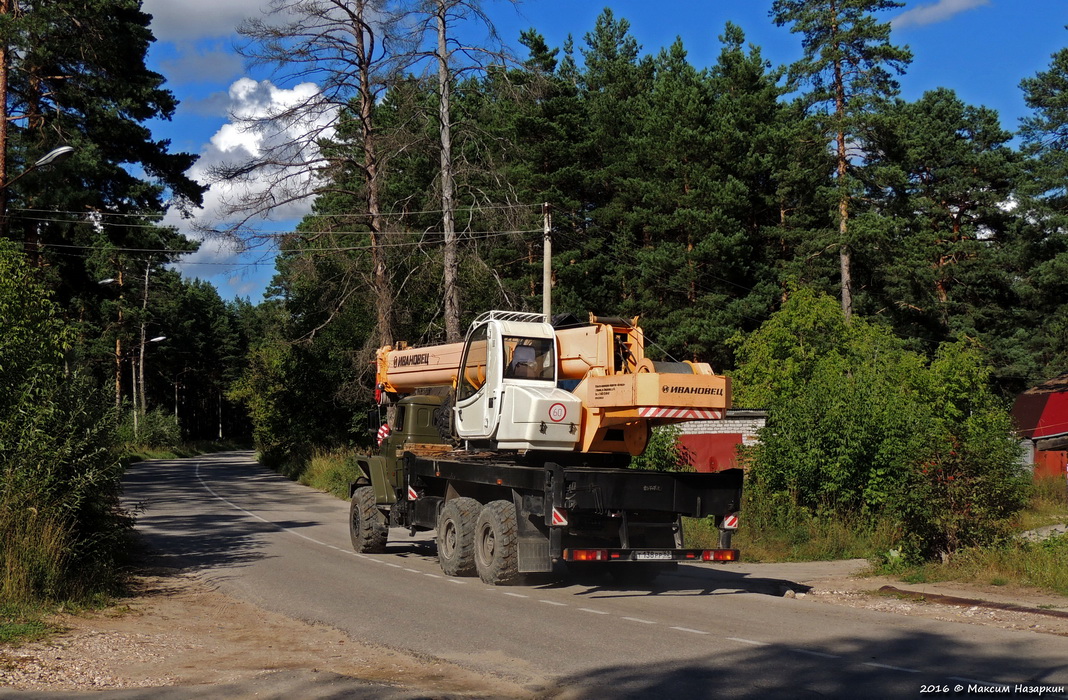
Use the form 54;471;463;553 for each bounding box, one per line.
630;425;695;471
117;407;181;449
299;449;363;498
732;288;1029;563
0;242;131;604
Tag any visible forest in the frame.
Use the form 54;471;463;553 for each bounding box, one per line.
4;0;1068;602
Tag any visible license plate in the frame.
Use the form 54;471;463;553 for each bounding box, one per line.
633;551;672;560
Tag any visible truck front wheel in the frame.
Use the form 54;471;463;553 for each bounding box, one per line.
437;497;479;576
474;500;519;585
350;486;387;553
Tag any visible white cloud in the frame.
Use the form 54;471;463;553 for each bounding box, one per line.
169;77;337;288
142;0;267;42
893;0;990;29
189;78;334;221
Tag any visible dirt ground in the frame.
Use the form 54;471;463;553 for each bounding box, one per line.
1;563;1067;697
0;568;531;698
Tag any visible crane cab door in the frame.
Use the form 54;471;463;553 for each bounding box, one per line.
455;320;502;440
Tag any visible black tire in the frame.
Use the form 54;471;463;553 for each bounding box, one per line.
350;486;387;553
474;500;519;585
437;497;479;576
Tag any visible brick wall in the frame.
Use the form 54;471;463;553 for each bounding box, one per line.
675;410;767;472
676;409;766;444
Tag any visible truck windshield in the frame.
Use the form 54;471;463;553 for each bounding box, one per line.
503;336;554;381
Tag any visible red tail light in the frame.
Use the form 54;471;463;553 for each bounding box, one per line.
702;549;738;562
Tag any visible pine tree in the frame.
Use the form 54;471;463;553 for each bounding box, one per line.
551;9;653;316
1012;39;1068;384
771;0;911;320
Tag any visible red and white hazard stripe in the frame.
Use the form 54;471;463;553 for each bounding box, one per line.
722;513;740;530
407;485;419;501
376;423;391;446
637;407;724;420
551;507;568;526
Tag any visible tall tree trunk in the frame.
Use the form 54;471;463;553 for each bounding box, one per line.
114;268;125;408
437;0;460;342
832;17;852;322
354;1;392;348
0;0;10;242
138;266;149;415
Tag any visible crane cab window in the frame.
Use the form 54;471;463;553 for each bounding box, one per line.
504;337;554;381
458;324;489;401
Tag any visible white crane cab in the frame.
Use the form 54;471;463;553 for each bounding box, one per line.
454;311;581;451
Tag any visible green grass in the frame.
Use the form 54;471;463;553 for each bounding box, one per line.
1016;475;1068;532
876;476;1068;597
122;439;251;463
684;511;898;562
297;449;364;499
691;476;1068;597
885;536;1068;595
0;604;61;646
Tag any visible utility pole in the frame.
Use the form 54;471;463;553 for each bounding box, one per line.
542;203;552;324
437;0;460;342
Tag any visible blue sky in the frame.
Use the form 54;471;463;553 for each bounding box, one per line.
139;0;1068;302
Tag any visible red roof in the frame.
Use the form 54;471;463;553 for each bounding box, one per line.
1013;375;1068;439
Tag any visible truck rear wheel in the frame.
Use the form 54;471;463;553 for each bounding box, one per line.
474;500;519;585
350;486;387;553
437;497;479;576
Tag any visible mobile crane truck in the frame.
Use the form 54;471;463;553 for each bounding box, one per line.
349;311;743;585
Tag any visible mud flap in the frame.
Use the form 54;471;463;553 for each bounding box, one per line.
515;491;552;573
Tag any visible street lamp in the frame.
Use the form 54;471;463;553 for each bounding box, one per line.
132;334;167;442
1;145;76;257
32;146;74;169
0;145;75;191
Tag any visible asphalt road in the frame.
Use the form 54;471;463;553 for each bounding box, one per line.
122;451;1068;699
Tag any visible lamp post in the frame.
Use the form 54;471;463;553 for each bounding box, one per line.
100;273;166;438
131;335;166;441
0;145;75;258
0;145;75;193
99;275;125;407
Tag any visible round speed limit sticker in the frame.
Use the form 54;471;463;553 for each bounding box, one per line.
548;403;567;422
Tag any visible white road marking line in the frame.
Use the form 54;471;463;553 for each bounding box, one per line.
424;573;442;579
404;568;419;573
540;600;567;606
864;662;919;674
622;617;656;624
579;608;608;615
791;648;841;659
447;579;467;585
670;627;709;635
196;461;333;548
385;562;403;568
727;637;769;647
503;592;529;598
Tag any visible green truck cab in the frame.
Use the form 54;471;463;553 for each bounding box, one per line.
351;395;445;506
